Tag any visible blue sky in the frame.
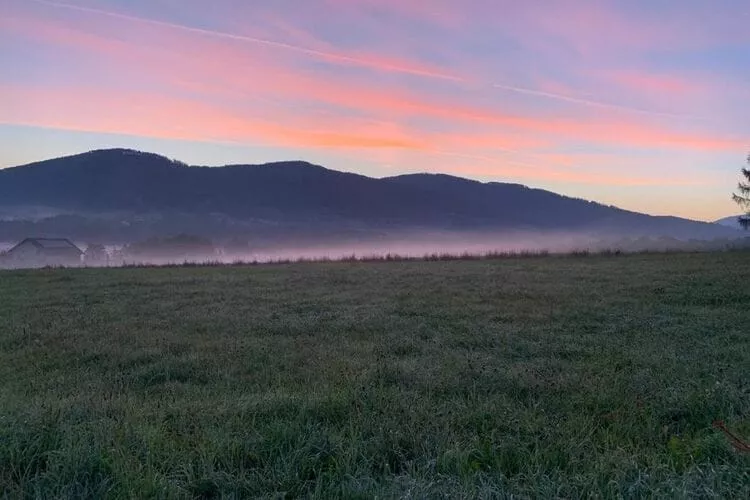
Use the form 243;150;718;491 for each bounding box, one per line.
1;0;749;220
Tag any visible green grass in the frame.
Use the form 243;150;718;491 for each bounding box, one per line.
0;252;748;498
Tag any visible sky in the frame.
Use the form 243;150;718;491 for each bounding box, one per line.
1;0;748;221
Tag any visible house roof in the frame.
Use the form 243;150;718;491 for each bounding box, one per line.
11;238;83;254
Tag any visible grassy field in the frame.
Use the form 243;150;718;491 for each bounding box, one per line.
0;252;748;498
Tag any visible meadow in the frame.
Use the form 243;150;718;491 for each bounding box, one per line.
0;252;748;498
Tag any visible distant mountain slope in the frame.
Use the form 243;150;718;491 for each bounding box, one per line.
715;215;745;230
0;149;739;241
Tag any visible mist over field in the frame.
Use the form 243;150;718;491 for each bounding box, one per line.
67;231;596;267
3;225;748;269
215;231;594;262
72;231;750;267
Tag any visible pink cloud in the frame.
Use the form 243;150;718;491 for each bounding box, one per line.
22;0;727;120
0;84;428;149
4;6;744;158
4;81;718;189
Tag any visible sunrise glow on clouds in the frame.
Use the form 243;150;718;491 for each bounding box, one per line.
1;0;748;220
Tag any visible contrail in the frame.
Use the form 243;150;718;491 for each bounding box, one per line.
492;83;691;118
30;0;689;119
28;0;464;82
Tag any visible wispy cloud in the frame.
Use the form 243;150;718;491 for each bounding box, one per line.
26;0;707;119
2;0;748;220
490;83;692;119
29;0;465;82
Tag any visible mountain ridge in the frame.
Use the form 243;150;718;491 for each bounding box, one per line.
0;148;740;243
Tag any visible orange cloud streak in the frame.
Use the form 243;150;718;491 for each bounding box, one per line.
0;84;427;150
2;83;704;188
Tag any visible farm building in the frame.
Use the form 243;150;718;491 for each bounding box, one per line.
4;238;83;268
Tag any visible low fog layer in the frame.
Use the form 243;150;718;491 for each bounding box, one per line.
88;231;597;266
220;231;595;264
4;228;748;270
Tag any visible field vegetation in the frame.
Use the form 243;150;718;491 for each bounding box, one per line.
1;252;749;498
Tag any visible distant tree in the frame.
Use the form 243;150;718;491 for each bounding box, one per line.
733;154;750;229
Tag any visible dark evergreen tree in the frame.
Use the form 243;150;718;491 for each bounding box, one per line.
733;153;750;229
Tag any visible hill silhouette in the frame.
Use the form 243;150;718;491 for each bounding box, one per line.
0;148;738;243
714;215;745;230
